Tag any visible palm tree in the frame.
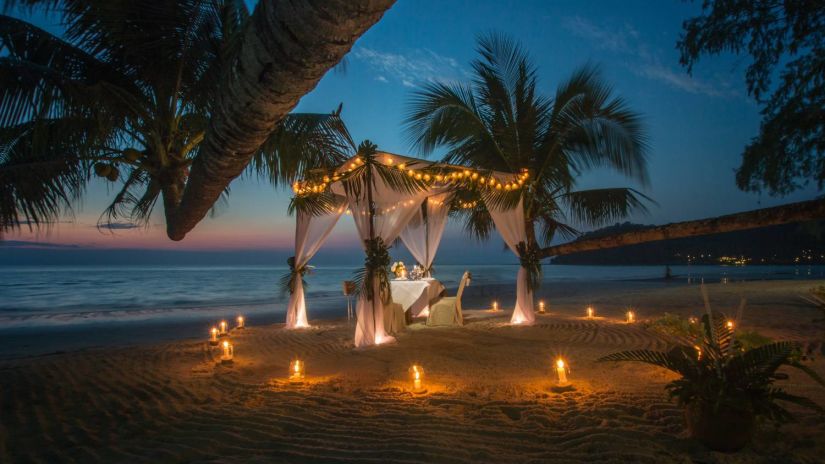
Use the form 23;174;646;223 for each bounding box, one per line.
0;0;354;233
405;33;650;289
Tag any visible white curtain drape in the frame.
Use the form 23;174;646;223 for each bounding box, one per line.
488;197;535;325
400;192;453;275
335;167;433;347
285;201;346;329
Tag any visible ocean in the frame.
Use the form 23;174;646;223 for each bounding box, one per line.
2;263;823;329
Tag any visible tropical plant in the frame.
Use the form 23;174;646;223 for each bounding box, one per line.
599;302;825;451
0;0;374;236
405;33;651;289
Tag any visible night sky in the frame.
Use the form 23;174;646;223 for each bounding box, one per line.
4;0;820;265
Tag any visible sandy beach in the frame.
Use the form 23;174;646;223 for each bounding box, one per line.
2;279;824;463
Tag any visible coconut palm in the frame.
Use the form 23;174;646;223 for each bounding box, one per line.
0;0;353;233
405;33;651;286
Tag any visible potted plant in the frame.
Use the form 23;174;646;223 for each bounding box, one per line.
599;309;825;452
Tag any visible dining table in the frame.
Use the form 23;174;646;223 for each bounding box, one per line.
389;277;445;318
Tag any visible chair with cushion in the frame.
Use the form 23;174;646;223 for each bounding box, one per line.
383;296;406;335
427;271;470;327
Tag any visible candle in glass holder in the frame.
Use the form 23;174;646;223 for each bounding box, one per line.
209;327;219;346
220;340;234;364
410;364;424;391
289;359;304;381
626;310;635;323
587;306;594;319
219;320;228;336
538;301;546;314
688;316;698;324
491;301;499;312
236;316;245;330
555;358;569;386
726;319;735;330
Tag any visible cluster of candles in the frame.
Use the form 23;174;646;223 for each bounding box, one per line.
208;316;246;364
292;155;530;197
481;300;658;325
273;357;572;392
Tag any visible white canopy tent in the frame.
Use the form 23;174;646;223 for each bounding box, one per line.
284;149;537;347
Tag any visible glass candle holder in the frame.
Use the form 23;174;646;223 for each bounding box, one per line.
409;364;424;391
209;327;219;346
555;358;569;386
289;359;305;381
220;340;234;364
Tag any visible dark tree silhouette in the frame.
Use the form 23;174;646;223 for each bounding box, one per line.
678;0;825;196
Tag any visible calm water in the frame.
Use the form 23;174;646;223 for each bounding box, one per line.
1;264;823;329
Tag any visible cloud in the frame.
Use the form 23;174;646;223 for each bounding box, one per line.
562;16;737;98
352;47;469;88
0;240;79;249
95;222;141;230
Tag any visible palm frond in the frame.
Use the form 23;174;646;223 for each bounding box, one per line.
558;187;652;227
0;118;94;230
251;111;354;185
598;346;697;377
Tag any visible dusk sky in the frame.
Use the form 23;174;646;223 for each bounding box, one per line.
4;0;820;264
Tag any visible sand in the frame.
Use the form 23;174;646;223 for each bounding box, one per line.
1;279;824;463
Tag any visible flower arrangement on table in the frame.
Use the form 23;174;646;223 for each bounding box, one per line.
390;261;407;279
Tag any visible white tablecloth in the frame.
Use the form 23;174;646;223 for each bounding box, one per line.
390;278;444;317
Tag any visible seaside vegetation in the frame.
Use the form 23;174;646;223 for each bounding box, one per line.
602;295;825;452
0;0;364;235
405;33;651;290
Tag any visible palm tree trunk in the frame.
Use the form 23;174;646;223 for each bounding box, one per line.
165;0;394;240
539;198;825;258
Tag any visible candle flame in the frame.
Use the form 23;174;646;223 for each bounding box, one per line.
726;320;735;330
556;358;565;369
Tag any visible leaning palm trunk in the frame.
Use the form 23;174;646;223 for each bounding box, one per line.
166;0;394;240
539;198;825;258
